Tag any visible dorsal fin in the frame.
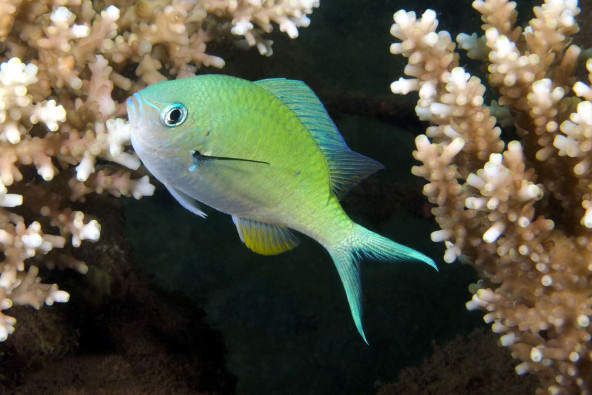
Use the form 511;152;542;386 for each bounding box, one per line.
255;78;383;198
232;216;300;256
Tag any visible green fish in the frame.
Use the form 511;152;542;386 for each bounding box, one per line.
126;74;436;343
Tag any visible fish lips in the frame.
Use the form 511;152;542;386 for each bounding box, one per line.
126;92;141;126
126;92;146;150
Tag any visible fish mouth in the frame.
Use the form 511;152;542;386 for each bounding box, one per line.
126;92;150;153
126;92;141;125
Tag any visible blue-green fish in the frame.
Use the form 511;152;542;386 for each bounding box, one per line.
126;74;436;342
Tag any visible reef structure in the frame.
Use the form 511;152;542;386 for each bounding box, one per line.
390;0;592;393
0;0;318;341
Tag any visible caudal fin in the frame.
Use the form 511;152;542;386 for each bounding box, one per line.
327;224;437;344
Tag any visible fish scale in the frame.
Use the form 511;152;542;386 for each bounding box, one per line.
187;78;328;219
127;74;437;343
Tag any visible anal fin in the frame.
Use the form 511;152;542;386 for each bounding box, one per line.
232;216;300;256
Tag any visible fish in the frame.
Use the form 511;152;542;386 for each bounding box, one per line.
126;74;437;343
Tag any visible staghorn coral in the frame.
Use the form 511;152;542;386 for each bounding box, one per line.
0;0;317;341
390;0;592;393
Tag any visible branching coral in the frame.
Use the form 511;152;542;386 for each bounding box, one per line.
390;0;592;393
0;0;317;340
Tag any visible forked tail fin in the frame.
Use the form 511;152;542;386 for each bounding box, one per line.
327;223;437;344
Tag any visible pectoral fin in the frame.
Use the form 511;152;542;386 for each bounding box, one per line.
190;150;269;171
232;216;300;255
166;184;207;218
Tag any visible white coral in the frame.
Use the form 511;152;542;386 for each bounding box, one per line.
0;58;66;144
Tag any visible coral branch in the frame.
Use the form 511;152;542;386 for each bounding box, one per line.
391;1;592;392
0;0;318;340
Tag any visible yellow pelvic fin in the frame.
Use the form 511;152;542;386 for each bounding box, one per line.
232;216;300;256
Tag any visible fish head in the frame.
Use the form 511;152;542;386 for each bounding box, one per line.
126;78;216;180
127;80;195;154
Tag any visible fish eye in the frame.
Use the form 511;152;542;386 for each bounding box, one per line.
160;103;187;127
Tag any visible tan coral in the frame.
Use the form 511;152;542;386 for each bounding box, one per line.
205;0;319;55
391;0;592;393
0;0;318;341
